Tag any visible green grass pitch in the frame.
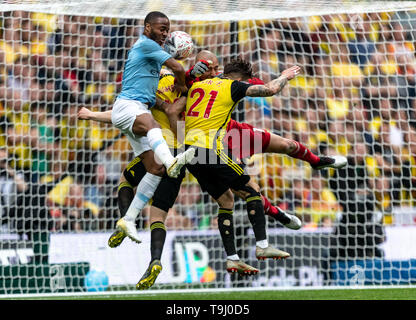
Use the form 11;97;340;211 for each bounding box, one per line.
4;287;416;300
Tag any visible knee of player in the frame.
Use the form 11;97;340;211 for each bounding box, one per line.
247;179;260;192
132;121;148;136
147;163;166;177
132;116;159;136
216;190;234;208
285;139;298;154
244;187;262;215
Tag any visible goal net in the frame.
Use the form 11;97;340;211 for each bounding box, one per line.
1;0;416;295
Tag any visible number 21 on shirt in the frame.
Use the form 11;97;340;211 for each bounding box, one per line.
186;88;218;119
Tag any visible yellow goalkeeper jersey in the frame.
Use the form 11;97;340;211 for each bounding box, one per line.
152;74;182;148
184;77;251;149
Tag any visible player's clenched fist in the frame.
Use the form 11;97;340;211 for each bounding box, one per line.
77;107;93;120
280;65;301;81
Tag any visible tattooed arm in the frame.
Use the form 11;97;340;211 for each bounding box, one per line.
246;65;301;97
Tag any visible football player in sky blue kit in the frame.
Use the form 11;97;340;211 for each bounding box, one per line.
110;11;196;244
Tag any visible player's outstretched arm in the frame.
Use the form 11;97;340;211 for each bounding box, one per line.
164;57;187;94
246;65;301;97
77;107;112;123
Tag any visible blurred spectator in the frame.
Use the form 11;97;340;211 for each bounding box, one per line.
284;177;308;212
251;24;281;83
164;207;194;230
278;17;314;58
82;163;116;229
244;96;272;130
47;177;97;232
388;21;414;62
255;153;288;204
347;16;376;67
0;11;30;64
310;14;347;55
327;141;386;259
369;99;404;147
327;120;352;156
284;172;342;227
310;53;332;101
306;172;342;225
373;120;412;209
361;52;399;111
6;54;38;108
28;101;61;182
0;147;28;225
39;155;67;185
329;42;364;96
83;163;107;207
1;116;32;175
58;102;105;162
368;20;416;111
100;18;139;72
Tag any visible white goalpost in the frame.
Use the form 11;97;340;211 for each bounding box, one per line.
1;0;416;295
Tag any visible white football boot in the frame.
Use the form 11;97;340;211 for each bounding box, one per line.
115;217;141;244
166;148;196;178
312;155;347;170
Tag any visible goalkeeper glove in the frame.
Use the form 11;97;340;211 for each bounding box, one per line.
187;59;210;78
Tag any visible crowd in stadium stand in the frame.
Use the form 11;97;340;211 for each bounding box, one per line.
0;10;415;235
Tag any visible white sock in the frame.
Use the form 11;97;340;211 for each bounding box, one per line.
227;254;240;261
147;128;175;168
124;173;162;221
256;240;269;249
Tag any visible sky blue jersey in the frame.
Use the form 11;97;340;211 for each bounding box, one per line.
117;34;172;107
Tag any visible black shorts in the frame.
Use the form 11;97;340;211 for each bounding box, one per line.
185;146;250;200
123;155;185;212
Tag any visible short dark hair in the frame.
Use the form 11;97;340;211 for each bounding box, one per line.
223;58;253;79
144;11;169;25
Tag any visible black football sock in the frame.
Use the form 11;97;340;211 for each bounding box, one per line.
217;208;237;257
117;182;135;216
150;221;167;262
246;194;267;242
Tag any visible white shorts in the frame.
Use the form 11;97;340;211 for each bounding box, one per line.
111;98;152;157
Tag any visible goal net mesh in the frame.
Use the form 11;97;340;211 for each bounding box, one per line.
1;0;416;294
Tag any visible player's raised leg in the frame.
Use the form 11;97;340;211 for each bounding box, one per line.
262;195;302;229
265;132;347;170
233;184;302;230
